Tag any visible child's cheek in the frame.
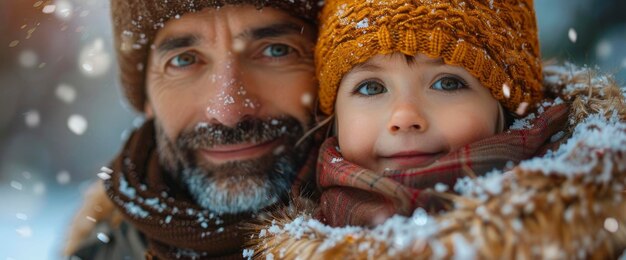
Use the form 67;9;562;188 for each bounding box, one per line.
439;110;497;151
337;114;380;171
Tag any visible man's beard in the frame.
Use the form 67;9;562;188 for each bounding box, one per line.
155;116;313;214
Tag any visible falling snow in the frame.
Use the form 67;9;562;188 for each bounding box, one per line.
10;181;23;191
97;233;110;243
79;38;111;76
24;110;40;128
15;226;33;238
568;28;577;43
68;114;88;135
55;84;77;104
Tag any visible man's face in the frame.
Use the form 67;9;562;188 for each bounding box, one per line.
145;5;317;214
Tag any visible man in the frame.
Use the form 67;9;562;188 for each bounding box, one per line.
64;1;319;259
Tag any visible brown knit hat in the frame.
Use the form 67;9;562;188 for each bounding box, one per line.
316;0;543;116
111;0;319;112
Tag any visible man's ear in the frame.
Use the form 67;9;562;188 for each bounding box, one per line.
144;101;154;119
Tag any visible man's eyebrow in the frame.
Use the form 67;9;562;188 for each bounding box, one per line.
239;22;306;40
156;34;201;54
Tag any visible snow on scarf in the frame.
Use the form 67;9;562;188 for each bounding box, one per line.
247;64;626;259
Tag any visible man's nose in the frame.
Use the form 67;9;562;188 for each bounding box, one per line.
387;102;428;134
204;57;260;127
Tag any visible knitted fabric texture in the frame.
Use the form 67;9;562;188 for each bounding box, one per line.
316;0;543;115
111;0;319;111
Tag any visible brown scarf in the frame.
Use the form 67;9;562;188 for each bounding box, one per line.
105;119;317;259
317;104;569;227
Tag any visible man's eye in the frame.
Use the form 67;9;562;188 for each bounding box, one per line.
356;81;387;96
431;76;467;91
169;53;197;68
262;44;293;58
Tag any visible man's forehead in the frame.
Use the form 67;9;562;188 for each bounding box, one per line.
152;6;312;47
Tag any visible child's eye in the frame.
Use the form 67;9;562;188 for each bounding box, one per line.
356;81;387;96
431;76;467;91
262;44;293;58
168;52;197;68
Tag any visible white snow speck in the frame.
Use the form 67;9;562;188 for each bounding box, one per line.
55;84;76;104
18;50;38;68
56;171;71;185
97;233;110;243
273;145;285;155
100;167;113;174
596;40;613;60
243;249;254;259
33;182;46;195
42;5;56;14
79;38;111;77
604;218;619;233
24;110;40;128
355;18;369;29
330;157;343;163
68;114;88;135
301;92;313;106
510;113;535;130
515;102;529;116
53;0;73;21
568;28;577;43
502;84;511;99
16;226;33;238
10;181;23;191
434;183;448;192
232;38;246;53
16;213;28;221
97;172;111;180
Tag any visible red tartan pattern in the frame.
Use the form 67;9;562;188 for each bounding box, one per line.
317;104;569;227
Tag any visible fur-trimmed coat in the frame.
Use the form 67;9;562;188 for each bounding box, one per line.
247;64;626;259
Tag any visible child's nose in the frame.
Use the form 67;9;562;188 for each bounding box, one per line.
387;104;427;133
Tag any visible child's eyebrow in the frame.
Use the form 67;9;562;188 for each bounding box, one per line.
421;57;445;66
349;63;383;74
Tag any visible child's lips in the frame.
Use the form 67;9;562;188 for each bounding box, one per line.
381;151;444;168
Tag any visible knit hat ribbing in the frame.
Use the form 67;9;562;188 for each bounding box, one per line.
316;0;543;116
111;0;319;112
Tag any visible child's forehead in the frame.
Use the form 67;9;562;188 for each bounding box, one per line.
351;53;446;72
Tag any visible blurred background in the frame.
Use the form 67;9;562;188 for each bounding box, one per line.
1;0;625;259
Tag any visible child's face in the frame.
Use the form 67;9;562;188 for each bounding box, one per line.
335;53;500;173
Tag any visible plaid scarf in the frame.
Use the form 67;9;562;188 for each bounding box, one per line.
317;104;569;227
105;119;317;259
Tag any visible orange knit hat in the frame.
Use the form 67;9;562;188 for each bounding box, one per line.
316;0;543;115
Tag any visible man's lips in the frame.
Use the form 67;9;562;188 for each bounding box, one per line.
198;138;280;164
381;151;443;168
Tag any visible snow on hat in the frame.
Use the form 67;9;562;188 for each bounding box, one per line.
111;0;319;112
316;0;543;116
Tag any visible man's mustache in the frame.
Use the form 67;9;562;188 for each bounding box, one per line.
176;116;304;150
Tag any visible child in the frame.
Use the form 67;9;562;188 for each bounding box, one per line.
313;0;568;227
249;1;626;258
